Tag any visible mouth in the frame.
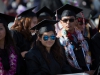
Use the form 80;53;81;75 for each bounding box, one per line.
66;26;70;28
66;24;70;27
47;42;53;45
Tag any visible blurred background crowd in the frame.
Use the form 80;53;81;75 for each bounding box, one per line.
0;0;100;28
0;0;100;29
0;0;100;17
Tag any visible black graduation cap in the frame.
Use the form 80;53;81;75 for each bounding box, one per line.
54;4;82;18
0;13;15;25
76;7;92;19
31;19;58;34
17;6;37;17
36;6;54;17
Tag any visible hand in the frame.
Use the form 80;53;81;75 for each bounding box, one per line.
21;51;28;58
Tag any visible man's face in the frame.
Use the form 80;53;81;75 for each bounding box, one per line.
60;16;76;32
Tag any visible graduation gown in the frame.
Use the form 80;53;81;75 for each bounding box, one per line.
10;30;31;52
61;45;84;73
10;30;37;75
89;28;98;39
25;46;71;75
68;40;89;71
91;32;100;69
74;45;88;70
93;62;100;75
59;36;92;72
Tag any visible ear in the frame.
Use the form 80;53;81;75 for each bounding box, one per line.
59;20;64;28
38;36;42;41
60;20;63;24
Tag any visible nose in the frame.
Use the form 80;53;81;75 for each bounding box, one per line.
67;20;70;23
48;37;51;41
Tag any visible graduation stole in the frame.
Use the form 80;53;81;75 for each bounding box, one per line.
59;28;91;70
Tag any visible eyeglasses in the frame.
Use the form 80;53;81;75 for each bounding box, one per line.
62;18;75;23
43;35;56;41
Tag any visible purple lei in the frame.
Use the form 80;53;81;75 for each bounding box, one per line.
0;46;17;75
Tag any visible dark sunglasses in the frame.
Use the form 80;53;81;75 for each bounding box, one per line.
43;35;56;41
62;18;75;23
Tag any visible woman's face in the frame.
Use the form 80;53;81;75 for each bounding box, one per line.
30;17;38;28
0;23;6;41
39;31;56;49
77;21;84;31
30;17;38;34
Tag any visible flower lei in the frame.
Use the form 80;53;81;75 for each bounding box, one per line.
0;46;17;75
59;28;91;70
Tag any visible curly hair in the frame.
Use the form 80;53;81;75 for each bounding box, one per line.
36;30;64;66
11;17;33;41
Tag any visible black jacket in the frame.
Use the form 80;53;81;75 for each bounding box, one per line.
91;32;100;69
10;30;37;75
59;36;93;72
25;47;71;75
10;30;31;52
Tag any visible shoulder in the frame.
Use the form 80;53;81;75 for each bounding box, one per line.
25;47;41;59
92;32;100;40
10;30;18;34
10;30;22;36
10;30;24;41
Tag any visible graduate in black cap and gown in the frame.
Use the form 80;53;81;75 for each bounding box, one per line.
54;4;94;74
10;6;38;75
25;19;72;75
76;7;98;39
0;13;18;75
76;7;99;72
10;6;38;57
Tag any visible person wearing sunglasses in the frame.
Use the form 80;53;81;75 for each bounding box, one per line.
54;4;95;75
25;19;72;75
